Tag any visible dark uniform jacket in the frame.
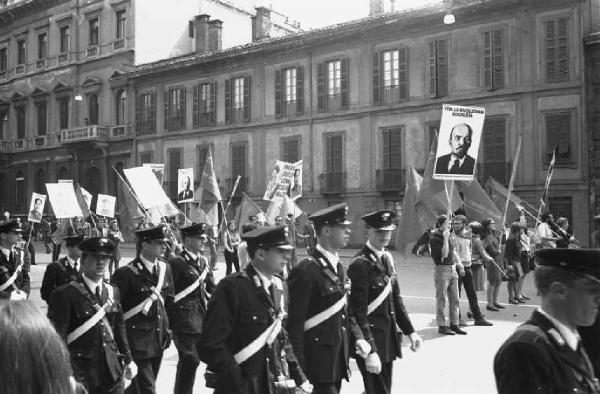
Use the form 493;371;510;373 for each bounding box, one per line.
0;247;30;298
167;248;216;333
580;314;600;378
495;310;600;394
40;256;79;303
348;245;415;362
111;256;174;360
287;247;363;384
197;264;306;394
48;277;132;387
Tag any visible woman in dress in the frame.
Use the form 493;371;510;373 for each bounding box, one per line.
481;219;505;312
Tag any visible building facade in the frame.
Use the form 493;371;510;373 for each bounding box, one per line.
128;0;600;246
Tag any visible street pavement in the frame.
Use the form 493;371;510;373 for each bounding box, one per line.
27;242;538;394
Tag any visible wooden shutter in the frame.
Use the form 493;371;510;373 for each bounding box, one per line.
436;40;448;97
243;76;251;122
557;17;569;81
231;144;247;178
398;47;408;99
382;129;391;169
382;128;402;169
283;138;299;163
296;66;304;115
193;85;199;128
179;87;186;129
331;135;343;173
546;112;571;162
135;94;141;135
428;41;437;98
163;90;169;130
198;146;209;175
275;69;282;118
317;62;325;112
209;81;216;125
483;117;506;163
224;78;231;124
545;20;556;82
483;30;492;90
545;17;569;83
340;58;349;109
150;93;156;133
373;51;381;105
492;29;504;89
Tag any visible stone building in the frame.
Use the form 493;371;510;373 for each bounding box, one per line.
128;0;600;245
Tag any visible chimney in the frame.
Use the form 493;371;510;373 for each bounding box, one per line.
252;6;271;42
194;14;210;53
369;0;384;16
208;19;222;51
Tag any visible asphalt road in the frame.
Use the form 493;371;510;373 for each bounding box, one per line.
28;243;538;394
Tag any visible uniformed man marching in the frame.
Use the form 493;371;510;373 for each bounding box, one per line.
167;222;216;394
287;203;364;394
112;225;174;394
48;237;136;394
197;226;313;394
41;234;83;304
0;219;30;300
494;248;600;394
348;209;423;394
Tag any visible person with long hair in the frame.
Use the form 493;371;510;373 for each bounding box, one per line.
0;300;82;394
469;221;492;293
481;219;505;312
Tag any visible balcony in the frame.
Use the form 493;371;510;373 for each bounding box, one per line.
324;94;342;112
226;177;248;197
33;135;47;147
113;38;125;50
477;162;512;186
15;64;24;74
382;86;406;104
35;59;46;69
61;125;110;144
13;139;26;150
110;124;131;138
318;172;346;194
376;168;405;193
86;45;98;57
58;52;69;63
0;141;11;151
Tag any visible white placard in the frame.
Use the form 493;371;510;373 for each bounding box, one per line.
433;104;485;181
263;160;303;202
123;166;172;209
177;168;194;203
96;194;116;218
80;187;93;209
46;183;83;218
27;193;46;223
143;163;165;186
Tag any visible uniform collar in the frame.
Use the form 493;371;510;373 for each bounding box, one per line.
82;275;103;295
139;254;157;272
366;240;383;259
0;245;10;260
183;248;200;261
252;264;272;293
316;244;339;265
537;307;580;351
66;256;79;270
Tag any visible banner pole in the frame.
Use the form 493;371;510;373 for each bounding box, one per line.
501;136;522;229
112;167;154;224
218;175;241;233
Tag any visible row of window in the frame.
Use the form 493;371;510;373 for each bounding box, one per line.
134;17;571;134
0;90;127;140
0;9;126;74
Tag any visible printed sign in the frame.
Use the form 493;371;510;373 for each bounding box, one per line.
96;194;116;218
46;183;84;218
177;168;194;203
263;160;303;202
27;193;46;223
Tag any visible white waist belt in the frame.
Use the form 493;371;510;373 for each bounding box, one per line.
303;294;347;331
367;279;392;315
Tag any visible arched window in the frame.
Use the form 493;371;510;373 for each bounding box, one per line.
87;94;99;125
116;90;126;125
57;166;70;181
34;169;46;194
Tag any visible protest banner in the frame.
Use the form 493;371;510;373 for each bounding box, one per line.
27;193;46;223
123;166;173;210
177;168;194;203
433;104;485;181
143;163;165;186
263;160;303;202
96;194;116;218
46;183;83;218
80;187;93;209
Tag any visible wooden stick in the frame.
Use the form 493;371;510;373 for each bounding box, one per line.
501;136;522;229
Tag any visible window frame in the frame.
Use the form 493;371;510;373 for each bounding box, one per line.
37;32;47;60
35;100;48;136
59;25;70;54
16;38;26;65
542;108;577;168
0;47;7;72
15;105;26;139
281;135;301;163
115;9;126;40
89;18;99;46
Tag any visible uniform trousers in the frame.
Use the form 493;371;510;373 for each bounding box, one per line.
126;353;163;394
312;381;342;394
356;358;393;394
173;332;201;394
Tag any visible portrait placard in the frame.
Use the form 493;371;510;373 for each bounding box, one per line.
46;183;84;218
263;160;303;202
96;194;116;218
27;193;46;223
177;168;194;203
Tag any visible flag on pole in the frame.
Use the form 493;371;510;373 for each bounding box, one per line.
194;149;222;226
462;178;502;225
540;147;557;207
279;195;303;219
415;136;462;226
234;193;266;230
117;180;145;239
395;166;426;255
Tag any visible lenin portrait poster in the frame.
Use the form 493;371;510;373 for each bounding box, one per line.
433;104;485;181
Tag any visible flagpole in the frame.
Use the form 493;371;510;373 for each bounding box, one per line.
501;136;522;228
535;148;557;228
218;175;241;233
112;167;154;225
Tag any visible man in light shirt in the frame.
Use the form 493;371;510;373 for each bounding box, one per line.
494;248;600;394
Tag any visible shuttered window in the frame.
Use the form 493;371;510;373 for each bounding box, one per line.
16;106;25;139
373;48;408;105
136;92;155;135
36;101;47;136
275;66;304;117
545;111;573;164
325;134;343;174
427;39;448;98
482;117;506;163
231;143;247;179
225;76;251;123
197;145;210;176
164;87;186;131
139;152;152;165
317;58;349;112
193;82;216;127
382;127;402;169
483;28;504;90
545;17;569;83
282;137;300;163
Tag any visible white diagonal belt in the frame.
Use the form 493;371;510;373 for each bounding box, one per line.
303;294;347;331
124;261;166;321
67;287;115;345
234;311;285;364
174;268;208;303
367;279;392;315
0;260;24;292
